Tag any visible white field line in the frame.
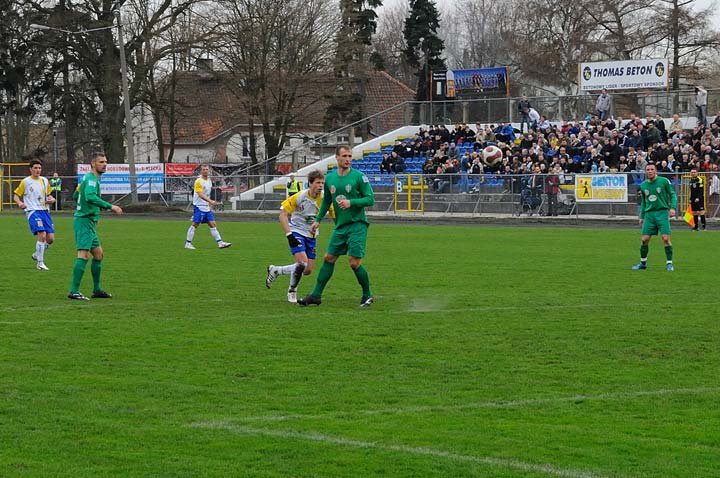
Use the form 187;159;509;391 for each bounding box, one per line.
191;421;618;478
233;387;720;423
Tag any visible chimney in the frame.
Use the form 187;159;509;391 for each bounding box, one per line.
196;58;213;72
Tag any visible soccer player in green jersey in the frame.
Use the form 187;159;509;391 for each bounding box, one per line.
632;163;677;271
298;145;376;307
68;152;123;300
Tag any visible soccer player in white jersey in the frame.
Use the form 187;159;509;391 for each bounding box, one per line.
13;159;56;270
266;170;333;303
184;165;231;249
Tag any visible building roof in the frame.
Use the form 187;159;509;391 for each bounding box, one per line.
160;70;415;145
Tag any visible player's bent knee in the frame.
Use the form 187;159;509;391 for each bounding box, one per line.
349;257;363;269
77;250;92;260
324;254;338;263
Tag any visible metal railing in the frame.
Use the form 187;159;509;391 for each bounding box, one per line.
2;172;717;221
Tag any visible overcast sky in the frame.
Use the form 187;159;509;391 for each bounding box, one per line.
377;0;720;22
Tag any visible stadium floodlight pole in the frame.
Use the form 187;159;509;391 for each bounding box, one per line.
30;16;138;203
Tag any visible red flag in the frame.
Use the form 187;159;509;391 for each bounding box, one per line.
683;205;695;228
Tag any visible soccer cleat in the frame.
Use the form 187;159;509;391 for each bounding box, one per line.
297;295;322;306
287;289;297;303
265;265;278;289
92;290;113;299
67;292;90;301
184;242;196;250
360;296;374;307
666;263;674;272
32;253;38;262
631;262;647;270
218;241;232;249
36;262;49;271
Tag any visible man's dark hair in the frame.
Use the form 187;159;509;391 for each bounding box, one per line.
90;151;106;162
29;159;42;168
335;145;351;156
307;170;325;184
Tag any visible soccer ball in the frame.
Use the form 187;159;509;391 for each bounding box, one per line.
482;145;503;166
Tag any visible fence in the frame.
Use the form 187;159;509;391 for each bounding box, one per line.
223;172;720;220
2;172;717;222
405;89;720;127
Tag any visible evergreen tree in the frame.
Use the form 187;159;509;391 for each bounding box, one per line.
403;0;445;101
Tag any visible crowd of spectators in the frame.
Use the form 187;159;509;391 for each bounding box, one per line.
391;109;720;190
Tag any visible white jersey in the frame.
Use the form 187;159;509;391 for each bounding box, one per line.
14;176;50;211
193;176;212;212
280;189;333;238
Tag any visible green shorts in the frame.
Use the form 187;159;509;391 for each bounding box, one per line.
641;210;672;236
74;216;101;250
326;222;369;258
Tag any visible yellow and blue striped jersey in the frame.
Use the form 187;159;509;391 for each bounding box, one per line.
281;189;334;238
14;176;50;211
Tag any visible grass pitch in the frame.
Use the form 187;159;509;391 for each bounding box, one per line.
1;214;719;478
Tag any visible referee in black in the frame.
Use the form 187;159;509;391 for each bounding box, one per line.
689;168;707;231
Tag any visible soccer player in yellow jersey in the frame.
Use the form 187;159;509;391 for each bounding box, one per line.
185;165;231;249
13;159;56;270
266;170;333;303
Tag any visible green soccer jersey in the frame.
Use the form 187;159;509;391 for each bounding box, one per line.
316;168;375;227
74;172;113;221
638;175;677;219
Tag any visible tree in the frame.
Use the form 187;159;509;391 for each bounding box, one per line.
505;0;599;93
581;0;663;61
25;0;194;164
441;0;510;70
132;2;215;163
403;0;446;101
325;0;383;129
212;0;337;165
372;1;412;86
654;0;720;89
0;0;54;163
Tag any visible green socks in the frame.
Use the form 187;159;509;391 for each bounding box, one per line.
353;265;372;298
311;260;335;298
639;244;672;263
70;258;89;294
309;261;373;299
91;259;103;292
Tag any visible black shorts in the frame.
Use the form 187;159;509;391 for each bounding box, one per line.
691;201;705;212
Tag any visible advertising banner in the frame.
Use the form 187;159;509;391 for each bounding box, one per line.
164;164;242;194
77;163;165;194
575;174;628;202
165;163;199;193
446;67;508;97
579;59;668;91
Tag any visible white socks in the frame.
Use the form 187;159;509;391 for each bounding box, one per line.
186;225;196;243
36;241;47;263
210;227;222;243
277;264;297;275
